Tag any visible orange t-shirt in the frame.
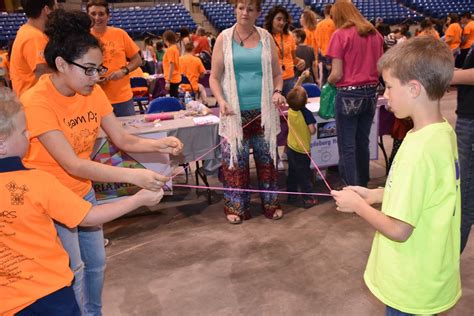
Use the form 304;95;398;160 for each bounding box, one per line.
21;75;113;197
0;168;90;316
163;44;181;84
91;27;140;104
179;54;205;92
418;29;440;40
273;33;296;80
445;23;463;51
9;23;48;97
315;18;336;56
462;20;474;49
304;28;318;56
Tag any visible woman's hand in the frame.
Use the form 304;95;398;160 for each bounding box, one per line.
134;188;165;207
295;58;306;71
156;136;183;155
272;91;286;108
219;101;235;116
132;169;170;191
165;82;170;91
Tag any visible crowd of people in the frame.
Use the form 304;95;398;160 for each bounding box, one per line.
0;0;473;315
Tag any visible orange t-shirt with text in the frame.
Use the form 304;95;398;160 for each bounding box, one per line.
10;23;48;97
179;54;205;92
462;20;474;49
304;28;318;56
445;23;463;51
315;18;336;56
21;75;113;197
0;169;90;316
273;33;296;80
163;44;181;84
91;27;140;104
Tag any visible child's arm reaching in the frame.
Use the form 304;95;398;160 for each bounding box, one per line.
331;188;413;242
308;123;316;135
295;69;310;87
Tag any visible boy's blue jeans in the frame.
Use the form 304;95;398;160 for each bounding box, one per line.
386;305;412;316
55;188;105;316
334;87;377;187
286;147;313;201
457;117;474;252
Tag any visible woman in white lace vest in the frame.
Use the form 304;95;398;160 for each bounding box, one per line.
210;0;285;224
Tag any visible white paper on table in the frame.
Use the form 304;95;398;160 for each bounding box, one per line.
306;102;320;113
193;115;220;125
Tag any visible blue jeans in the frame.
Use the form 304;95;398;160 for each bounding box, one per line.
112;98;135;117
386;306;413;316
55;188;105;316
457;117;474;253
16;286;80;316
282;76;297;97
335;87;377;187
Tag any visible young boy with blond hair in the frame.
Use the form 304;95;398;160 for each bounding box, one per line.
332;36;461;315
286;71;317;207
0;88;164;315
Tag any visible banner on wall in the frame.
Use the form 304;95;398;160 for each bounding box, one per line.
91;132;173;204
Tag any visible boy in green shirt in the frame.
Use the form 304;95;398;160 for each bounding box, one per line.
332;36;461;315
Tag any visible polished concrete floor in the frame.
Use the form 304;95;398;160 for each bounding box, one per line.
102;90;474;315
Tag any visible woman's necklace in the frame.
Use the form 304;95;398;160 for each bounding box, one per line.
235;27;255;47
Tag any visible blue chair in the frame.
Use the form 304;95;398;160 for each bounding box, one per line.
302;83;321;97
146;97;184;114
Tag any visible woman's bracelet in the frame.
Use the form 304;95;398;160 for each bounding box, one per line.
273;89;282;95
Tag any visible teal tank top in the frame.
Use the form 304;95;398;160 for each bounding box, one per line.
232;41;263;111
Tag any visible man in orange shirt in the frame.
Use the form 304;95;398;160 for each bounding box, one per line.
315;4;336;85
9;0;55;97
179;42;208;104
459;12;474;67
163;30;181;98
0;88;163;316
445;13;463;64
87;0;143;117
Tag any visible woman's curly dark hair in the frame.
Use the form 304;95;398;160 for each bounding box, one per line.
264;5;291;35
44;9;101;70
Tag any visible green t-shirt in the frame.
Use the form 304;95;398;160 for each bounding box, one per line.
364;120;461;314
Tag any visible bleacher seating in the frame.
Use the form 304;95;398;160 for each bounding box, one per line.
399;1;474;19
109;3;196;38
0;12;26;46
201;0;303;32
308;0;423;25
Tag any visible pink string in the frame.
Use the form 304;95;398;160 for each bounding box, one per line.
278;107;333;192
173;183;332;196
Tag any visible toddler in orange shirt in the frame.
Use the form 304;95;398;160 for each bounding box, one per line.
0;88;164;316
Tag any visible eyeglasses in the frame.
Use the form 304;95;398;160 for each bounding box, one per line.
65;59;108;77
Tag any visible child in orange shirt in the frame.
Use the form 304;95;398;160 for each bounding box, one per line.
179;42;208;105
162;30;181;98
0;88;163;316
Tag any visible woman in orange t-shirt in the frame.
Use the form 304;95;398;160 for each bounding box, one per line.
264;5;305;96
21;10;183;315
300;9;319;56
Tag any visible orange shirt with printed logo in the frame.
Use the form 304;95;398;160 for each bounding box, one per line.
0;169;90;315
21;75;113;197
10;23;48;97
91;27;140;104
273;33;296;80
179;54;205;92
315;18;336;56
445;23;463;51
462;20;474;49
163;44;181;84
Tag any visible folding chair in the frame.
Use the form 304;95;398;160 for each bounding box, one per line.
130;77;150;114
302;83;321;97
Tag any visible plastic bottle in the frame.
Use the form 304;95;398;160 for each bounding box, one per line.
184;92;192;107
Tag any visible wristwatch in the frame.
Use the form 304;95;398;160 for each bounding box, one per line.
121;66;130;75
